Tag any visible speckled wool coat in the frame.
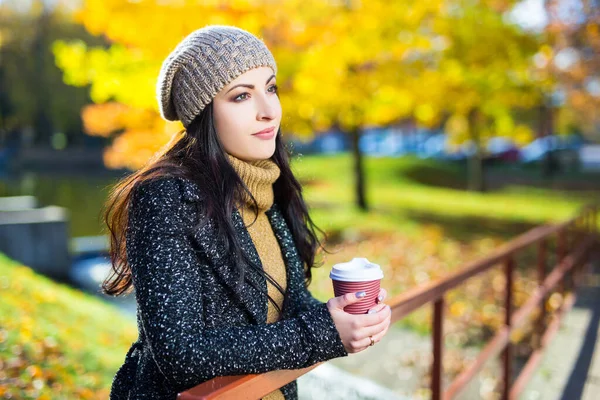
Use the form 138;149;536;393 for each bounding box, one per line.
109;177;348;400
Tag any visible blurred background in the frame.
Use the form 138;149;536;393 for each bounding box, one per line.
0;0;599;399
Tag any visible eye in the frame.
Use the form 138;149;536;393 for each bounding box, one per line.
233;93;250;102
268;84;278;93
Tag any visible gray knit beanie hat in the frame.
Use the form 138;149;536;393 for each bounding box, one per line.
156;25;278;128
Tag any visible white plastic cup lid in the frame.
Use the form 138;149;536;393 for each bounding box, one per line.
329;257;384;282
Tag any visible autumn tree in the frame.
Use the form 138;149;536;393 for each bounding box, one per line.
411;0;542;191
276;1;443;209
0;0;101;147
54;0;437;210
540;0;600;141
55;0;545;203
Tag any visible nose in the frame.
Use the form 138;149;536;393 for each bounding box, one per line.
256;92;278;121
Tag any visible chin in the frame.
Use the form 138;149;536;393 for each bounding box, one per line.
238;147;276;162
257;144;277;160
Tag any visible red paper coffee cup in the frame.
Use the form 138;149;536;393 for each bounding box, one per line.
330;258;384;314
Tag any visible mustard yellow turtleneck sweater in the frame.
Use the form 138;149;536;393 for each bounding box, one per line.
227;153;287;400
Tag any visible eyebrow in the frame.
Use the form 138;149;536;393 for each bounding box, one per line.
225;74;276;94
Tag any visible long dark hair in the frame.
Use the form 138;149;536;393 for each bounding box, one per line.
101;102;328;315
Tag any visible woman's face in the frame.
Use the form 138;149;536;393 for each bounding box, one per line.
212;66;281;162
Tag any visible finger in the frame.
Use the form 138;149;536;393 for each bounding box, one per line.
358;316;392;349
376;288;387;303
372;315;392;341
364;322;390;348
367;302;387;315
346;313;389;353
347;307;391;349
351;345;370;354
347;338;373;354
354;304;391;327
371;322;390;343
354;331;382;353
330;291;367;310
357;313;390;339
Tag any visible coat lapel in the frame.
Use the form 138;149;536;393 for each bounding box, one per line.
181;178;296;324
190;205;267;325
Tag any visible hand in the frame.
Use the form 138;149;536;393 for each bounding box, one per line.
373;288;388;307
326;289;392;354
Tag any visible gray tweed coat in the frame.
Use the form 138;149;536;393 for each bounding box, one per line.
109;177;348;400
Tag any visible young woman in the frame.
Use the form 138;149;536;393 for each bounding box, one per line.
102;25;392;400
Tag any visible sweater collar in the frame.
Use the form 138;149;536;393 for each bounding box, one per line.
226;153;281;212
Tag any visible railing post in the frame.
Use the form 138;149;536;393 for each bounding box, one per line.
432;297;444;400
583;210;593;281
502;256;514;400
572;218;581;290
535;239;546;350
579;212;591;285
557;227;566;294
569;220;575;291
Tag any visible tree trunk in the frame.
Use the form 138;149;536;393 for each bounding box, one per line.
467;150;485;192
349;127;368;211
467;109;486;192
539;104;558;178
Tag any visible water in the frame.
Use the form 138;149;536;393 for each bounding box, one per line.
0;170;125;237
0;169;138;317
69;255;138;318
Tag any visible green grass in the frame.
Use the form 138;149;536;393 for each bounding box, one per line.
0;253;136;399
293;154;598;338
292;154;599;238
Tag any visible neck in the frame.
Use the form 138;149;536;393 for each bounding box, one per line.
226;153;281;212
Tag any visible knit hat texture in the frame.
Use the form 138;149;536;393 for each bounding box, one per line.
157;25;277;127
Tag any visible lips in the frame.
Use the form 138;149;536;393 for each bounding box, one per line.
252;126;276;140
253;126;276;136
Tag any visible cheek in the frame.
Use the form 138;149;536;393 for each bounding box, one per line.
272;96;283;119
214;105;246;143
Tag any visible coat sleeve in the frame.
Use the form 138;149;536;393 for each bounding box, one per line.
127;178;347;393
296;280;327;314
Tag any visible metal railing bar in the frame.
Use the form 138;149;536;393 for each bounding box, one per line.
388;222;570;323
509;292;577;399
178;205;597;399
442;236;594;399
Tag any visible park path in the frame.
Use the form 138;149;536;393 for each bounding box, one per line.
522;258;600;400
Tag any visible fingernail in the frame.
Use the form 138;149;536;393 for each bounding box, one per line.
368;309;377;314
377;294;384;302
356;291;366;298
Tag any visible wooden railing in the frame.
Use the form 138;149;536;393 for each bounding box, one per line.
179;204;599;400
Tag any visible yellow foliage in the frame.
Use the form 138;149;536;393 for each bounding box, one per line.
513;124;534;146
55;0;543;169
0;253;137;399
449;301;468;317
